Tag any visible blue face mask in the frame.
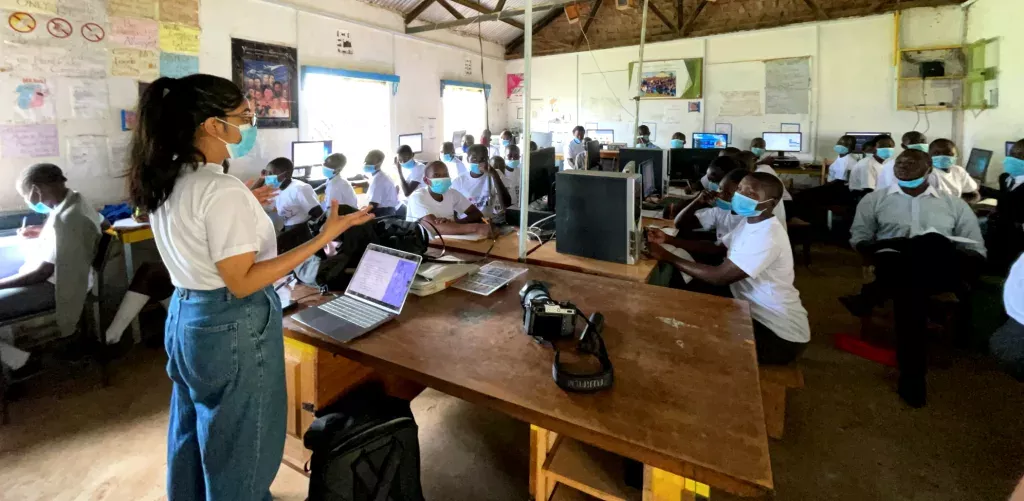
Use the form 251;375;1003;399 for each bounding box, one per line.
217;119;258;159
834;145;850;155
932;155;955;170
28;200;50;214
442;154;454;163
876;147;895;160
751;147;766;157
363;164;377;174
573;137;582;144
501;139;511;147
507;159;520;169
897;176;926;189
469;163;481;175
707;182;720;192
461;145;469;153
264;174;282;189
1004;156;1024;178
320;166;336;179
670;139;685;149
401;159;416;170
714;198;732;211
732;192;771;217
429;177;452;195
907;143;929;152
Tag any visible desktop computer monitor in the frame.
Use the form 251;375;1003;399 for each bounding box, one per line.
528;147;558;205
692;133;728;149
398;133;423;153
762;132;802;154
641;159;657;199
531;131;553;149
618;147;668;197
965;148;993;183
292;140;332;169
847;132;889;154
452;130;466;147
586;129;615;144
1007;141;1016;156
669;148;722;182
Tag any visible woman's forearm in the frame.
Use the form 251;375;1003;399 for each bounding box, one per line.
218;232;333;298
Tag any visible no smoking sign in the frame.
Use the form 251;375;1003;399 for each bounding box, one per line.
47;18;72;39
81;22;104;42
8;12;36;33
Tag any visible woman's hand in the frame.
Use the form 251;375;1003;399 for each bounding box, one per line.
320;202;374;240
245;178;278;205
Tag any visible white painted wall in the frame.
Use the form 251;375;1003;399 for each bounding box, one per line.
963;0;1022;185
507;6;964;163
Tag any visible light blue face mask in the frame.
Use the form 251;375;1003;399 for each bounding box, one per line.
217;119;258;159
834;145;850;155
714;198;732;211
751;147;766;157
876;147;895;160
469;163;481;175
670;139;685;149
573;137;582;144
401;159;416;170
263;174;281;189
1004;156;1024;178
320;166;336;179
707;182;720;192
27;199;50;214
461;145;469;153
429;177;452;195
501;139;511;147
507;159;520;169
897;176;926;189
363;164;377;174
442;154;454;163
732;192;772;217
932;155;955;170
907;143;929;152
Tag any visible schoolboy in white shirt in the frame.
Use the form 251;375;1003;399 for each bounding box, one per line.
406;161;490;238
321;153;358;210
441;141;468;178
827;135;858;182
876;131;928;190
363;149;401;217
674;157;745;243
266;157;322;230
928;138;980;202
499;144;522;203
563;126;586;170
394;144;427;199
451;144;512;218
849;135;894;193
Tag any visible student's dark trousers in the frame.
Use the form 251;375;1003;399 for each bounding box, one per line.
990;317;1024;381
862;234;980;384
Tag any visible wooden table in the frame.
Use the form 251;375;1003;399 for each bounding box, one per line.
526;242;659;284
428;230;542;261
284;265;772;498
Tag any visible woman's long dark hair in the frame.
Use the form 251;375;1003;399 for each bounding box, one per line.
128;74;245;212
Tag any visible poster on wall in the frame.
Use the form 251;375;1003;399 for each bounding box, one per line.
628;58;703;99
335;30;353;55
231;38;297;129
9;77;56;124
506;73;523;101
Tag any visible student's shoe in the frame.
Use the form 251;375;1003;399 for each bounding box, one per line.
839;294;874;318
898;375;927;408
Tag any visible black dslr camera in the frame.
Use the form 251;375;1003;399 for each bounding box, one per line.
520;281;577;342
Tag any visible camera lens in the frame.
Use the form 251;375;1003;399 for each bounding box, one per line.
520;281;550;308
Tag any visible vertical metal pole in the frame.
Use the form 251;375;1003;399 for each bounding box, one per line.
631;0;651;147
518;0;533;261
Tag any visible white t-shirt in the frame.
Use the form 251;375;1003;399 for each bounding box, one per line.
930;165;979;197
368;171;401;209
695;206;744;242
876;157;897;190
275;179;319;226
399;161;427;200
444;158;468;178
1005;253;1024;325
323;175;359;210
563;139;586;170
502;169;522;205
405;188;473;222
721;217;810;343
828;155;857;182
849;156;883;191
151;163;277;290
755;165;793;201
451;173;494;216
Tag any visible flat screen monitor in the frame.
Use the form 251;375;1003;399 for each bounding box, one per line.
292;140;332;168
1007;141;1016;156
398;133;423;154
965;148;993;182
669;148;722;182
847;132;889;154
531;131;553;149
452;130;466;147
586;129;615;144
692;133;728;149
763;132;802;153
641;159;657;199
528;147;558;207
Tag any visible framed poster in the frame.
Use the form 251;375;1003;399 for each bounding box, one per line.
231;38;298;129
628;58;703;100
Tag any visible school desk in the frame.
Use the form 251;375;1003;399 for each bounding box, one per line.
282;265;772;498
427;229;542;261
109;220;155;343
525;242;660;283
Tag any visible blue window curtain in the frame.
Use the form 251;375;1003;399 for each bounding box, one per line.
302;65;400;95
440;79;491;100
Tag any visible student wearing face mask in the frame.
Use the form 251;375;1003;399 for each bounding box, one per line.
266;157;322;230
670;132;686;149
499;129;514;155
845;149;985;407
876;131;928;190
636;125;658;148
481;129;500;158
451;144;512;217
394;144;427;198
460;134;475;157
928;138;980;202
650;172;810;365
671;165;748;258
0;163;105;379
321;153;358;211
364;149;401;217
406;161;491;238
128;75;374;500
750;138;768;162
501;144;523;203
564;126;586;170
849;135;892;195
986;139;1024;273
441;141;468;178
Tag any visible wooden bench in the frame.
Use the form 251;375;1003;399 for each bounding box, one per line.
759;363;804;439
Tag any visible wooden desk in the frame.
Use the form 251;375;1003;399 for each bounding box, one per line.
284;266;771;497
526;242;659;283
428;230;541;261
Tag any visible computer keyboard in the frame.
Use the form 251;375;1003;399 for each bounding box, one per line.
319;296;389;328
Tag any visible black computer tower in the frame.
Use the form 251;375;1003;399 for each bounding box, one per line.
555;170;641;264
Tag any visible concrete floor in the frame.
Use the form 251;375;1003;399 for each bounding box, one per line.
1;244;1022;500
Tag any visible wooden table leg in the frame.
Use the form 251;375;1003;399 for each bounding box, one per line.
530;425;559;501
643;465;711;501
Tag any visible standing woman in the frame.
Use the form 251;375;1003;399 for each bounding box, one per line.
128;74;373;500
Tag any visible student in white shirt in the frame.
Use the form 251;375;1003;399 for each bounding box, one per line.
498;129;514;156
563;126;586;170
849;135;893;193
406;161;491;238
460;134;475;156
750;138;767;161
827;135;858;183
394;144;426;198
674;157;745;242
441;141;468;178
844;149;985;407
929;138;980;202
876;131;928;190
649;172;810;365
321;153;359;210
499;144;523;204
636;124;659;149
736;151;788;226
990;252;1024;381
451;144;512;218
128;74;374;500
480;129;500;158
699;147;743;190
988;139;1024;271
363;149;401;217
266;157;322;229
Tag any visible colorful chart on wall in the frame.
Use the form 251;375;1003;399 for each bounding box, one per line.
231;38;298;129
628;58;703;99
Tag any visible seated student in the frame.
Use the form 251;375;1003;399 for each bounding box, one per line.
1;164;104;377
649;172;810;365
673;166;748;255
461;134;475;156
928;138;980;202
791;135;858;226
481;129;500;158
739;150;794;203
987;139;1024;272
563;126;586;170
636;125;658;149
845;149;986;407
395;144;427;198
104;262;174;345
451;144;512;217
848;135;893;196
501;144;523;203
670;132;687;149
266;157;323;230
876;131;928;190
441;142;469;178
750;138;767;160
406;161;491;238
321;153;359;210
827;135;858;183
498;129;514;155
363;149;401;217
990;252;1024;381
698;147;743;190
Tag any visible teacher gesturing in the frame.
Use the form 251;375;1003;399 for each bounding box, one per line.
127;74;372;500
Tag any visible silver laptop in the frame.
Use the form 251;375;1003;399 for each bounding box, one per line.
291;244;422;343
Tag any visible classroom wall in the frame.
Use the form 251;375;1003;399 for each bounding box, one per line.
506;6;964;163
963;0;1022;184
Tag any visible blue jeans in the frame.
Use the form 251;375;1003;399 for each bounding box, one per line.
164;286;286;501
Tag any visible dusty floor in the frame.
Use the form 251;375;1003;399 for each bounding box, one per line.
0;244;1022;501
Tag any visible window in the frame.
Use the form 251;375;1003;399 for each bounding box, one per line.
302;68;393;178
442;85;486;146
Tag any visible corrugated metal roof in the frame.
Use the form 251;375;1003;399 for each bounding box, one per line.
359;0;529;45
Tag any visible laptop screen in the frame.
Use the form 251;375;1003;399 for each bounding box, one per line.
345;245;422;314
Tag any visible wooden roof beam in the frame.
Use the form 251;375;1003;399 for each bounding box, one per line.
573;0;604;49
404;0;437;24
437;0;466;19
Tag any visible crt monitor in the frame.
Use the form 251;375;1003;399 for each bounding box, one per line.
762;132;802;153
965;148;993;182
848;132;889;154
586;129;615;144
398;133;423;154
531;131;553;149
1007;141;1016;156
692;133;728;149
292;140;332;168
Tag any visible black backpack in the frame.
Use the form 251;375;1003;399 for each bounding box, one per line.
304;383;425;501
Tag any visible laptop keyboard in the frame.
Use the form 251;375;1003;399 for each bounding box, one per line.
319;296;390;328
